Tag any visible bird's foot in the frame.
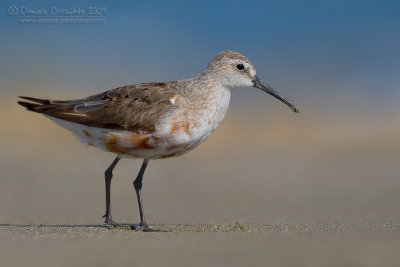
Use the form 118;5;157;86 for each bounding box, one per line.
131;223;156;232
103;215;123;228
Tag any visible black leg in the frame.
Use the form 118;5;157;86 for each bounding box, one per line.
103;155;121;226
133;159;152;231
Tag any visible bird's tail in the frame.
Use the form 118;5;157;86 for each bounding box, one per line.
17;93;110;128
17;96;53;113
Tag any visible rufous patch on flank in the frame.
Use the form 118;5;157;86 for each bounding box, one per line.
126;133;152;149
103;133;154;155
183;121;190;136
103;134;128;154
170;121;180;134
170;119;192;136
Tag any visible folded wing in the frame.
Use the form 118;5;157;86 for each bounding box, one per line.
18;83;180;132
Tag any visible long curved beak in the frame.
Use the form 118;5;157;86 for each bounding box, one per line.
253;75;299;113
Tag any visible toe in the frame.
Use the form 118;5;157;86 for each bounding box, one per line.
132;224;156;232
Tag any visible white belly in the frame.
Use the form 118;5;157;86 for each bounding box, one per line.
45;88;232;159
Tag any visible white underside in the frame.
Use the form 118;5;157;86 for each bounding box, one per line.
47;116;109;149
47;116;157;158
45;86;232;159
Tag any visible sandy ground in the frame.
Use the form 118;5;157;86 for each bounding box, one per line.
1;104;400;266
0;223;399;266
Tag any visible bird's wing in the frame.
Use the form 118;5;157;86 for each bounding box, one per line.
18;83;182;132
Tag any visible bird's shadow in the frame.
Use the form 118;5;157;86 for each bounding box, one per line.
0;223;166;232
0;223;104;228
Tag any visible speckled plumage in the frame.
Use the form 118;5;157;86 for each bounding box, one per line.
18;51;298;159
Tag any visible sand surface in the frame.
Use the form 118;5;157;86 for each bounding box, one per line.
1;223;400;267
1;107;400;266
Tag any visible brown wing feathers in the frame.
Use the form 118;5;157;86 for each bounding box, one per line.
18;83;179;131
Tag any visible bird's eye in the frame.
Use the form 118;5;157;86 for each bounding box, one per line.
236;64;245;70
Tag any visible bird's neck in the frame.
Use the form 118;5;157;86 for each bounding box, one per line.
184;75;230;103
188;76;232;131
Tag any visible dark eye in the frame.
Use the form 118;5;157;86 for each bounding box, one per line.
236;64;245;70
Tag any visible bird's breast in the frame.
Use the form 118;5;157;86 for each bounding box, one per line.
155;87;231;150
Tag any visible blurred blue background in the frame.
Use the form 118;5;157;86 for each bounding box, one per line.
1;0;399;115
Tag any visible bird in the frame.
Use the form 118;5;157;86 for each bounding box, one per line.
18;51;299;231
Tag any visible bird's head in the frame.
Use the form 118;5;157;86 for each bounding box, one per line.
203;50;299;113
